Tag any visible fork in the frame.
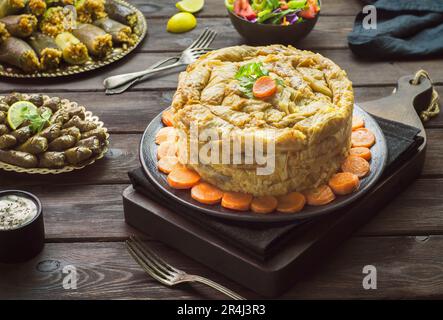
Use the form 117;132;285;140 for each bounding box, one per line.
126;235;245;300
104;28;217;94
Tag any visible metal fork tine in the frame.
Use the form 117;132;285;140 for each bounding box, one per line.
131;236;181;273
127;240;175;281
198;31;217;49
188;28;210;49
193;29;214;50
126;242;172;286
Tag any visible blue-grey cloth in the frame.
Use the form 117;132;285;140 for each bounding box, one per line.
348;0;443;59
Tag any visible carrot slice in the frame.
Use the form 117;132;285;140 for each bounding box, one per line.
251;196;278;214
349;147;372;161
328;172;360;195
155;127;177;145
352;116;365;131
351;128;375;148
157;141;178;160
341;155;370;178
191;182;224;205
158;156;180;174
276;192;306;213
221;192;253;211
167;166;201;189
162;109;174;127
253;76;277;99
304;185;336;206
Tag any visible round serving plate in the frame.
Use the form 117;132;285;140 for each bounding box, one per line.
140;105;388;223
0;94;110;174
0;0;147;78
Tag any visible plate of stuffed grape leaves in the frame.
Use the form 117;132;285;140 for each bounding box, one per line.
0;92;109;174
0;0;147;78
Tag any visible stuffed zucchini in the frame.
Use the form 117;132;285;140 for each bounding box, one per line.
0;37;40;72
75;0;106;24
29;32;62;69
93;17;133;45
55;31;89;64
72;23;112;57
0;0;26;19
40;6;75;37
26;0;47;16
0;21;10;44
0;14;37;37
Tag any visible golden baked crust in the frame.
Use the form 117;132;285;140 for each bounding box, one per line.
171;45;354;196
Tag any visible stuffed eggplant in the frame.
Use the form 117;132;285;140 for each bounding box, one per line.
0;0;26;19
28;32;62;69
0;149;38;167
40;6;75;37
0;37;40;72
26;0;46;16
93;17;133;45
0;14;38;37
45;0;74;7
104;0;136;27
0;21;9;44
55;31;89;64
75;0;106;24
72;23;112;57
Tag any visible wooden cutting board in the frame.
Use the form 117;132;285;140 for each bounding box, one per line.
123;75;432;297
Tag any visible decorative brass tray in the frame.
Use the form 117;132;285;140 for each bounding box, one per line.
0;0;147;78
0;94;109;174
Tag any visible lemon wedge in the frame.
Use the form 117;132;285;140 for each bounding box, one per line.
7;101;38;130
176;0;204;13
167;12;197;33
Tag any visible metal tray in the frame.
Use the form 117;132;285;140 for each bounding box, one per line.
140;105;388;223
0;0;147;78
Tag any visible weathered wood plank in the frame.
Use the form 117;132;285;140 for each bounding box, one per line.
136;17;354;52
135;0;362;18
1;236;442;299
2;50;442;92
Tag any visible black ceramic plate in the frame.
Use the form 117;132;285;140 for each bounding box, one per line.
140;105;388;223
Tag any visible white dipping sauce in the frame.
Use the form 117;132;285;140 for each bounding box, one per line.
0;195;38;231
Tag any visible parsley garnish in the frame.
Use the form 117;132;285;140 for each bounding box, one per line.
235;62;270;98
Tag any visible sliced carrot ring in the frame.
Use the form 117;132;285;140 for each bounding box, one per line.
191;182;224;205
341;155;370;178
352;116;365;131
328;172;360;195
158;156;180;174
253;76;277;99
157;141;178;160
155;127;177;145
351;128;375;148
276;192;306;213
162;109;174;127
221;192;253;211
349;147;372;161
304;185;336;206
251;196;278;214
167;166;201;189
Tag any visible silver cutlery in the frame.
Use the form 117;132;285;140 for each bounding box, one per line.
104;28;217;94
126;235;245;300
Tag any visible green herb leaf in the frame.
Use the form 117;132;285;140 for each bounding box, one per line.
22;108;52;133
235;62;270;98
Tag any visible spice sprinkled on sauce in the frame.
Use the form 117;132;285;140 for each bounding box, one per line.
0;195;38;231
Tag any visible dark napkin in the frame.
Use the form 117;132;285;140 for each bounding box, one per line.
128;116;423;259
348;0;443;59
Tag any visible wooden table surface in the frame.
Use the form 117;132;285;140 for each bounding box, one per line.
1;0;443;299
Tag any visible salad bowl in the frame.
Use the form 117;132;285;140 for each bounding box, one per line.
227;0;320;45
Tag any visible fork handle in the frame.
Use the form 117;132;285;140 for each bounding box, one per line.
192;276;246;300
104;61;184;90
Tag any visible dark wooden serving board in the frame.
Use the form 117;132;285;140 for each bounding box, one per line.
123;75;432;297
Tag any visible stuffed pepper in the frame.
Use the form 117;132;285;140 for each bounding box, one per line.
55;31;89;64
0;14;37;37
93;17;133;45
72;23;112;57
25;0;46;16
29;32;62;70
0;37;40;72
0;0;26;19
